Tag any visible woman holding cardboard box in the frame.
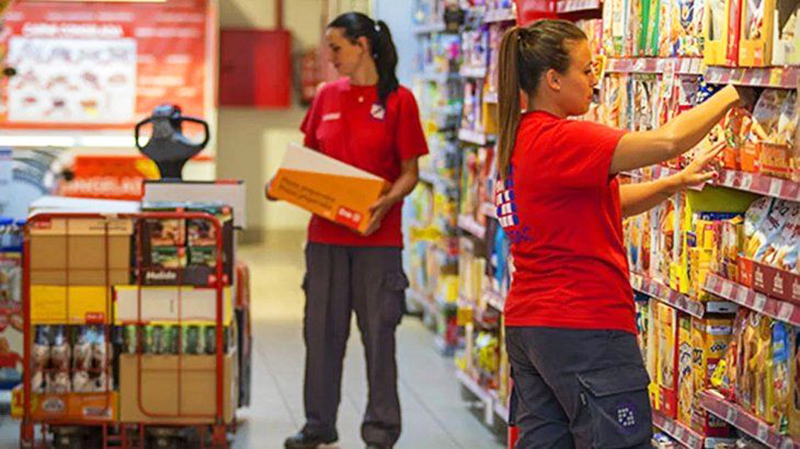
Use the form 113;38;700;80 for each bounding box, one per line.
270;12;428;449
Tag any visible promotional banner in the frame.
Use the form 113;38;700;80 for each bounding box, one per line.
0;0;210;129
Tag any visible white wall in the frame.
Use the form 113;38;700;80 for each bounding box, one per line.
216;0;325;236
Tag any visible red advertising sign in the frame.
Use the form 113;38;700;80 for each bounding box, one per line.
0;0;211;129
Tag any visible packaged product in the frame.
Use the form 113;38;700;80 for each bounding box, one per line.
772;5;798;64
49;371;71;394
31;369;45;394
672;0;705;56
122;325;137;354
764;205;800;269
93;371;109;393
737;311;760;411
772;321;791;432
92;328;109;369
72;326;92;372
657;303;680;417
744;196;775;239
72;370;92;393
746;199;792;259
32;326;50;369
145;218;185;247
678;316;694;426
658;0;674;55
754;316;775;423
183;324;203;355
776;91;797;147
691;316;735;435
790;326;800;436
751;90;790;143
49;326;70;371
150;247;187;269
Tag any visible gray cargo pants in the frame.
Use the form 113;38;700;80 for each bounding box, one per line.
507;327;653;449
301;242;408;447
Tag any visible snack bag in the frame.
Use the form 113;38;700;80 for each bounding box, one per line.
32;326;50;369
746;199;791;259
765;205;800;268
31;370;45;394
72;370;92;393
49;371;71;394
744;196;775;239
49;326;70;372
678;315;694;426
776;91;797;147
72;326;92;372
751;90;790;142
737;312;760;411
672;0;705;56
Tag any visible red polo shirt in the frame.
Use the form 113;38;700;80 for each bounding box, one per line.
495;111;636;334
300;78;428;247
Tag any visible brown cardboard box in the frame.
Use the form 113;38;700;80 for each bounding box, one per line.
113;286;233;325
11;387;118;422
119;353;237;424
29;217;132;286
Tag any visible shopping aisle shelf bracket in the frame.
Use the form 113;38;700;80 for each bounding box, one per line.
703;274;800;326
700;390;800;448
652;411;704;449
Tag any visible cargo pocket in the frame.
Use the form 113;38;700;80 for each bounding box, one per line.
577;365;652;448
382;272;409;327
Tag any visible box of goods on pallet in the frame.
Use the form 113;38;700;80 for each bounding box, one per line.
11;388;119;422
119;353;237;424
31;286;110;324
28;217;133;286
113;286;233;325
140;204;234;286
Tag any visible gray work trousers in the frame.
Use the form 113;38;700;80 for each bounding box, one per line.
507;327;653;449
301;242;408;447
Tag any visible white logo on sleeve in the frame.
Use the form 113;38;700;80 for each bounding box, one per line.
371;104;386;120
322;112;341;122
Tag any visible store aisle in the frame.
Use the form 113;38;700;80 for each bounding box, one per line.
233;234;506;449
0;234;506;448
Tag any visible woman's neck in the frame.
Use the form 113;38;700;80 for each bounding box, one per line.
527;92;568;119
350;58;379;86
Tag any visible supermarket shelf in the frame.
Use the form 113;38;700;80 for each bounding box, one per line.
460;65;487;78
458;128;491;146
407;288;441;319
629;272;736;318
458;214;486;239
652;410;704;449
455;369;495;426
700;389;800;448
483;288;505;311
715;170;800;202
703;274;800;326
630;165;800;202
413;22;446;35
490;390;510;424
484;91;498;104
556;0;601;12
705;66;799;89
484;8;516;23
606;58;704;75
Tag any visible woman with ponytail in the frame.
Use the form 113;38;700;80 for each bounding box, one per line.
279;12;428;449
495;20;754;448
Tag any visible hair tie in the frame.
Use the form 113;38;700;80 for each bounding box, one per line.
374;22;381;33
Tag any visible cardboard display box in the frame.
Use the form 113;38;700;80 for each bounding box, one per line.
268;143;390;234
140;204;234;286
11;387;118;422
114;286;233;325
31;285;110;324
29;217;133;286
119;353;237;424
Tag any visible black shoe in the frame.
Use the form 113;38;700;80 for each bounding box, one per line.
283;430;338;449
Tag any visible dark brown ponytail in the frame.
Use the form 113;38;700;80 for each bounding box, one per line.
496;20;587;178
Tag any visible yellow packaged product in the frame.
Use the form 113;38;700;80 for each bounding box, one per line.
691;316;735;435
678;315;694;426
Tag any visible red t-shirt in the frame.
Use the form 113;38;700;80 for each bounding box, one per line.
300;79;429;247
495;111;636;334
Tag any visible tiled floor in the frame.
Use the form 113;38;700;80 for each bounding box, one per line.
0;236;507;448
